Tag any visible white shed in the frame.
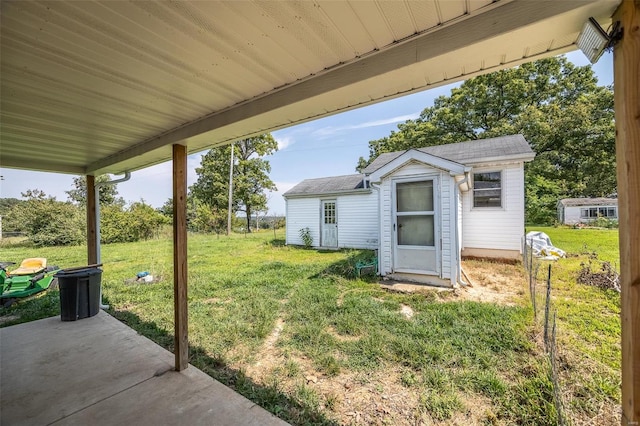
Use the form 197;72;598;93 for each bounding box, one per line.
285;135;535;287
284;174;378;250
557;198;618;224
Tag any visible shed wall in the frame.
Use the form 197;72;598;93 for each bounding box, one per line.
461;163;524;253
285;198;320;246
336;193;378;249
563;206;583;224
285;193;378;249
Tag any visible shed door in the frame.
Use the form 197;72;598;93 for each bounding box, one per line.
393;179;439;274
321;200;338;247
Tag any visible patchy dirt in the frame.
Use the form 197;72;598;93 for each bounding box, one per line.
378;260;526;307
244;317;285;381
380;281;452;295
0;314;19;325
451;260;527;306
399;304;414;319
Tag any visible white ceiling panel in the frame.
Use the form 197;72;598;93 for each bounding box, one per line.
0;0;621;175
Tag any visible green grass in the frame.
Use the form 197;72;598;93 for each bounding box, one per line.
0;228;621;424
528;226;621;419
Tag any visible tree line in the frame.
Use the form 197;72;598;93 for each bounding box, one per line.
356;56;616;224
1;179;168;247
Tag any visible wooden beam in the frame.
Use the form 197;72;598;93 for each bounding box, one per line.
172;144;189;371
614;1;640;424
86;175;98;265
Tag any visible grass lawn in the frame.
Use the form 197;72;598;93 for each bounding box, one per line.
1;227;621;425
527;226;621;423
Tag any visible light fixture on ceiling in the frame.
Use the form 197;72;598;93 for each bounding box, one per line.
576;17;622;64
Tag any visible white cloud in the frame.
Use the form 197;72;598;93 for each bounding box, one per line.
275;135;295;151
350;113;421;129
311;112;420;138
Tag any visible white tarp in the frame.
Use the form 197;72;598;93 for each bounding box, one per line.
524;231;566;260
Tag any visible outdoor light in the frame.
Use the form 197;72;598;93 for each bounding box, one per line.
576;17;619;64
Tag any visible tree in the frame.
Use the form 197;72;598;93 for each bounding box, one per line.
0;198;26;234
10;190;85;246
100;201;168;243
357;57;616;224
66;175;124;206
157;198;174;218
191;134;278;232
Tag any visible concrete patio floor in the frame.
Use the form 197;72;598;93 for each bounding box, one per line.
0;311;289;426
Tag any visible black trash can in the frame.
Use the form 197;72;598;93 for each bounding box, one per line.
55;267;102;321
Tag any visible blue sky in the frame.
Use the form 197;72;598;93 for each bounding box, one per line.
0;51;613;216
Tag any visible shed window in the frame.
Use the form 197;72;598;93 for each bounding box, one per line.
580;206;617;219
473;172;502;208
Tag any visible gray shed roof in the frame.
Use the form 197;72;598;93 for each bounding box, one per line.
558;197;618;207
361;134;534;174
284;174;366;197
287;135;534;197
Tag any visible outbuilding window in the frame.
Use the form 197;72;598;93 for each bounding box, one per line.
580;206;617;219
473;171;502;208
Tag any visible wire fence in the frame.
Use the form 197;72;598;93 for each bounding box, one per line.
523;237;568;426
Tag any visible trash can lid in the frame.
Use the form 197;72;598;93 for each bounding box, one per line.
54;267;102;278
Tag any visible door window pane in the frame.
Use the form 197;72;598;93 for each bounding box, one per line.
324;202;335;224
397;181;433;212
398;215;434;246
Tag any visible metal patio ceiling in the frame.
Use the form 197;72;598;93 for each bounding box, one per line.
0;0;620;176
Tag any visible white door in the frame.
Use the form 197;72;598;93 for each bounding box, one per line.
393;179;439;274
321;200;338;247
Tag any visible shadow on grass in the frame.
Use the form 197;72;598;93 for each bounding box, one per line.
108;305;339;426
264;238;286;247
310;250;378;281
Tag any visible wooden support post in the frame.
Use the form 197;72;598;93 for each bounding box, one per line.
173;144;189;371
86;175;98;265
614;1;640;424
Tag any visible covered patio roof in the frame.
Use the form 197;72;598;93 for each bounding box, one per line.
1;0;618;176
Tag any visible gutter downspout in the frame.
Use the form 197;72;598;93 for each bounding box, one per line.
455;171;471;287
94;172;131;309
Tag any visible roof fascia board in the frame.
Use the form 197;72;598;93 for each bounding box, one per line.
87;0;596;174
463;153;536;166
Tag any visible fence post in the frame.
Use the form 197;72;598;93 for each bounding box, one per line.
543;264;552;351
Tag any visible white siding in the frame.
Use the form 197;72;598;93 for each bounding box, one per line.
286;193;378;249
377;162;456;281
285;198;320;246
336;193;378;249
439;174;453;280
462;163;525;252
563;206;583;224
379;178;393;276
